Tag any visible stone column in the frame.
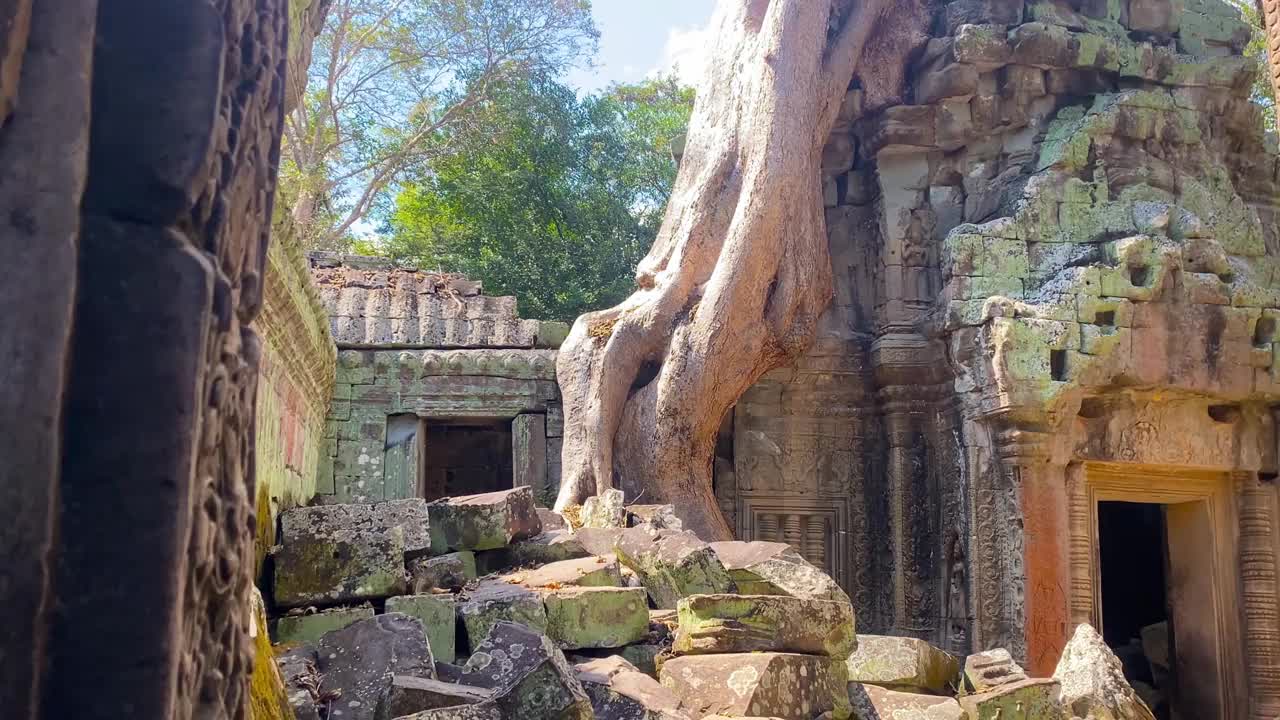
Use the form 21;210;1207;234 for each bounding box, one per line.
513;413;548;501
1237;472;1280;719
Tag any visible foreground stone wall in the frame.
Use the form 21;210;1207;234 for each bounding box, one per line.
253;228;336;574
311;255;568;506
724;0;1279;715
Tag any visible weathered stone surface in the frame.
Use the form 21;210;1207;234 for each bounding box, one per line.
845;635;961;694
386;675;493;717
274;606;374;646
581;488;627;528
660;653;850;720
848;683;967;720
314;613;435;720
428;487;541;552
276;645;323;720
539;507;570;531
964;648;1029;693
710;540;849;603
451;621;593;719
387;593;457;664
280;498;431;554
409;551;476;593
457;579;549;650
273;505;408;608
575;527;628;556
673;594;856;658
504;554;624;588
543;586;650;649
957;678;1064;719
615;526;735;608
476;529;590;574
394;705;502;719
249;587;296;720
626;504;683;530
1054;624;1156;720
576;656;690;720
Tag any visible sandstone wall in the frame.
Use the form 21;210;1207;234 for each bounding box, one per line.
310;255;567;506
724;0;1279;714
253;228;336;574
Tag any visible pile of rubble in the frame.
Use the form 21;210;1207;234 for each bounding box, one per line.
267;487;1153;719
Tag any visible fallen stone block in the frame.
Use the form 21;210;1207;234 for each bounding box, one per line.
452;621;593;719
393;705;501;719
279;498;432;556
538;507;569;531
581;489;627;528
409;551;476;593
957;678;1064;720
710;540;849;603
626;504;683;530
457;579;548;650
543;586;650;649
575;656;690;720
386;675;493;717
274;605;374;646
387;593;457;664
673;593;856;658
1054;623;1157;720
273;509;407;608
428;487;541;552
615;526;735;608
964;648;1028;693
660;652;850;720
848;683;966;720
314;613;434;720
503;555;624;588
474;530;590;574
575;527;628;556
845;634;961;694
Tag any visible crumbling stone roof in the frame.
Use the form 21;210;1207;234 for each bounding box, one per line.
308;252;543;349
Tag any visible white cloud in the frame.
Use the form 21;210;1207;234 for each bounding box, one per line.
655;24;712;89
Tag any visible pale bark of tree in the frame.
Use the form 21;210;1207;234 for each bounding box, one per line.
554;0;888;539
1261;0;1280;104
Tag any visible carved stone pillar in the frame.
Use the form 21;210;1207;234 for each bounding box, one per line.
1237;472;1280;719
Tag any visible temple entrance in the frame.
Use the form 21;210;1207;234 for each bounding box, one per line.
1081;464;1243;720
1097;501;1172;718
418;419;513;501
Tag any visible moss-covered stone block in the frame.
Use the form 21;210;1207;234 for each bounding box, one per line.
458;580;549;650
542;586;649;649
387;593;457;664
845;635;962;694
274;606;374;646
615;527;735;609
958;678;1065;719
428;486;542;552
272;509;407;609
249;588;296;720
661;653;851;720
673;594;856;658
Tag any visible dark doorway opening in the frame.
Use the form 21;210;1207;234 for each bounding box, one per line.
1097;501;1173;719
420;419;512;501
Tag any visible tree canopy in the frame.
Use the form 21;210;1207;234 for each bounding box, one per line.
384;75;694;320
279;0;598;249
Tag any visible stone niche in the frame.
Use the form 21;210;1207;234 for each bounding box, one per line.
717;0;1280;717
311;254;568;506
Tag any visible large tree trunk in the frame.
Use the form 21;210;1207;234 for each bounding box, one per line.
554;0;887;539
1262;0;1280;105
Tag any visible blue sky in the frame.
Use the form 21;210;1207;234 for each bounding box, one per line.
566;0;718;92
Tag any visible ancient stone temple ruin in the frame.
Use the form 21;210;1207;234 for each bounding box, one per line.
238;0;1280;717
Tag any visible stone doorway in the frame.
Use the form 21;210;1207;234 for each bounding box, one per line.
1096;501;1172;718
1071;463;1247;719
418;419;514;501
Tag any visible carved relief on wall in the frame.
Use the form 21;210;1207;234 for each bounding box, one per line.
736;493;853;595
1072;396;1240;469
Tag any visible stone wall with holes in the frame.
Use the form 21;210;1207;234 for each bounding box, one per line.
722;0;1280;707
309;254;568;507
